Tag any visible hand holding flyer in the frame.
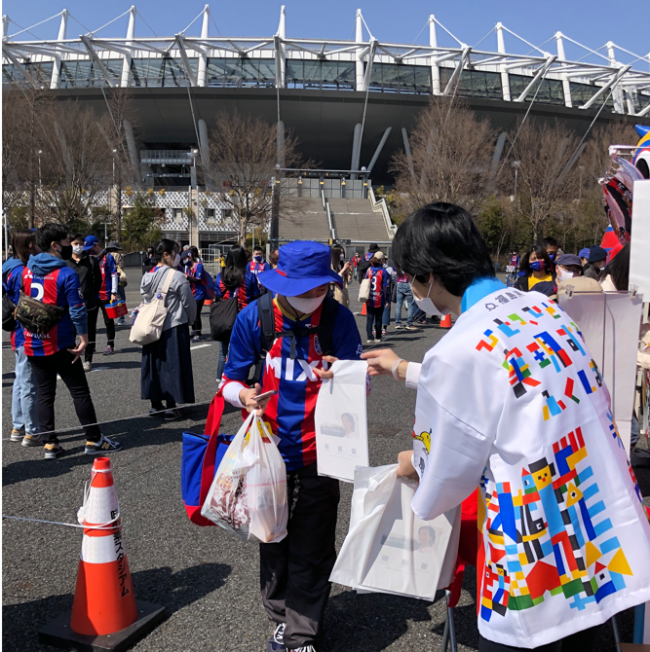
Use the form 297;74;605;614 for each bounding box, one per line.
315;360;370;483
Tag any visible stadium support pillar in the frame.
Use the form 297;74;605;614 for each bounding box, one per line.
275;6;286;89
366;127;392;174
350;123;362;180
50;10;68;90
197;5;209;87
355;9;364;92
488;132;507;187
277;120;286;168
402;128;415;183
123;120;140;187
607;42;625;114
2;15;8;38
496;23;511;102
555;32;572;108
120;6;136;88
199;119;214;189
429;16;441;95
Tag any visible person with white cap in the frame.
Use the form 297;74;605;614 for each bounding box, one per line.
220;240;363;652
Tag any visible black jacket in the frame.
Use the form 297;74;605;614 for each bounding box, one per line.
67;253;101;310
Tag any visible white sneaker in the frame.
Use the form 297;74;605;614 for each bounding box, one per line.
367;338;375;344
83;361;92;372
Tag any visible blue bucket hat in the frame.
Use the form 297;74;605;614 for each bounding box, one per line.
83;235;99;251
578;248;591;259
257;241;342;297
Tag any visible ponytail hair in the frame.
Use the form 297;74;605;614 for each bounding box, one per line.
154;238;179;264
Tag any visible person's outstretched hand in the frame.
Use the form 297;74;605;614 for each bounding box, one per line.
239;383;272;417
362;348;403;378
313;355;338;380
396;450;418;481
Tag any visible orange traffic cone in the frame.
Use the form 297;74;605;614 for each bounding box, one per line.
204;299;212;306
39;458;166;650
361;302;367;316
440;313;452;329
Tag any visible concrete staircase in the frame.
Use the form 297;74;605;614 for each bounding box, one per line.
328;198;392;242
277;198;330;241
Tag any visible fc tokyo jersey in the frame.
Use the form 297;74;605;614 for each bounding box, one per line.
222;298;363;471
97;253;118;301
215;271;260;311
3;263;25;349
21;266;84;356
365;267;390;308
248;260;270;276
185;261;207;301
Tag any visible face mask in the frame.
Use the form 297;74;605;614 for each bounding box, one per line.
286;293;326;315
410;279;449;317
556;268;574;283
56;243;73;260
255;255;262;262
72;245;84;255
548;252;556;261
530;260;545;272
171;253;180;268
340;254;345;261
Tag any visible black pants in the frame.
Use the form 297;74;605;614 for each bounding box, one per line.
28;350;101;444
192;299;204;335
260;463;340;648
86;300;115;361
365;304;383;340
479;626;599;652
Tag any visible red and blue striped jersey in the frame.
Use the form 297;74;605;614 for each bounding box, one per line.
222;298;362;471
365;267;390;308
97;253;118;301
21;266;85;356
3;262;25;350
185;261;207;301
215;271;261;311
248;260;269;276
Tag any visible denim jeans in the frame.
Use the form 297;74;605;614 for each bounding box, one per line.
382;302;391;328
216;340;229;380
12;346;40;434
395;283;414;326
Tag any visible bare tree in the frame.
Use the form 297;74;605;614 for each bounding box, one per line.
500;120;581;244
391;97;494;215
207;113;305;245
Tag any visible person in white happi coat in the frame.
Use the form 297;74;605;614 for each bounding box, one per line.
363;203;650;652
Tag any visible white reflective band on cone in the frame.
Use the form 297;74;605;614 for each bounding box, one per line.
81;486;118;525
80;532;123;564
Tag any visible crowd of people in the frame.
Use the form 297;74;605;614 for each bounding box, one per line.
2;209;648;652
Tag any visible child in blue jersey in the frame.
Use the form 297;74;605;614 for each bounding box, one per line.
21;224;121;459
182;247;207;342
2;229;40;445
220;241;363;652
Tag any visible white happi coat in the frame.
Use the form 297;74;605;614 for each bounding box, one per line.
410;281;650;648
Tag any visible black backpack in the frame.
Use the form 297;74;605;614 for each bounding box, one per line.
251;292;339;384
209;289;239;342
2;284;17;332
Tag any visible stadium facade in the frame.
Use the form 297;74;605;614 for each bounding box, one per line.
3;6;650;247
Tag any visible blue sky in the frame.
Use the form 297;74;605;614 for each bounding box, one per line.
4;0;649;69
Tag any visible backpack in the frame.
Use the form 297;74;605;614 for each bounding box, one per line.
252;292;339;384
204;271;216;300
2;284;17;332
209;287;239;342
129;267;175;346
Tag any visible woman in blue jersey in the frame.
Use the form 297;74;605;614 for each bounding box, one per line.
214;245;261;381
182;247;207;342
2;230;40;445
364;252;391;344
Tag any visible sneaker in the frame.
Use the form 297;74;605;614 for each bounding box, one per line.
382;328;387;336
289;646;317;652
164;408;182;421
44;443;64;460
394;324;403;330
103;345;114;356
10;428;25;442
192;334;201;343
83;361;92;372
117;318;126;325
405;325;418;331
149;407;165;417
85;437;123;455
22;433;44;448
367;338;375;344
267;623;286;652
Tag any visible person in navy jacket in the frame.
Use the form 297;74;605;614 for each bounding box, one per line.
21;223;122;460
220;241;362;652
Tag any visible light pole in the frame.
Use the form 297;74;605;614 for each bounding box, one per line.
189;149;199;247
111;148;117;215
578;165;584;204
38;150;42;189
512;160;520;199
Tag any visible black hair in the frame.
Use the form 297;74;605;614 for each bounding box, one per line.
189;246;200;259
36;223;69;253
70;233;84;243
11;229;36;264
341;413;355;431
520;245;553;277
418;526;435;539
391;203;495;296
153;238;179;264
542;236;558;249
253;246;263;253
605;242;630;291
223;245;248;290
331;244;345;272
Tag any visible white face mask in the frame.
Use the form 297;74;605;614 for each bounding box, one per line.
72;245;84;255
286;293;326;315
556;267;574;284
410;278;449;317
171;253;180;268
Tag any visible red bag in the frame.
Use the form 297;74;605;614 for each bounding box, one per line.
105;300;128;319
181;394;226;527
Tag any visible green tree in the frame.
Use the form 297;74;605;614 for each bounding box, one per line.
121;195;161;251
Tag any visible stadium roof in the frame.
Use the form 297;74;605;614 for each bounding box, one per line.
3;6;650;117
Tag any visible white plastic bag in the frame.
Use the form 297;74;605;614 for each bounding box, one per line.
330;464;460;601
201;413;288;543
315;360;369;483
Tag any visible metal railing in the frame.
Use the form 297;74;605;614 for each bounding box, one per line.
368;187;397;238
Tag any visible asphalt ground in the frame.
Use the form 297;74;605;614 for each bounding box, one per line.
3;271;649;652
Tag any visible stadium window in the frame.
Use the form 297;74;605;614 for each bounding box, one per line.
569;82;615;110
369;63;431;94
439;68;502;99
508;74;564;105
286;59;355;91
161;57;196;87
206;57;275;88
2;61;53;86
